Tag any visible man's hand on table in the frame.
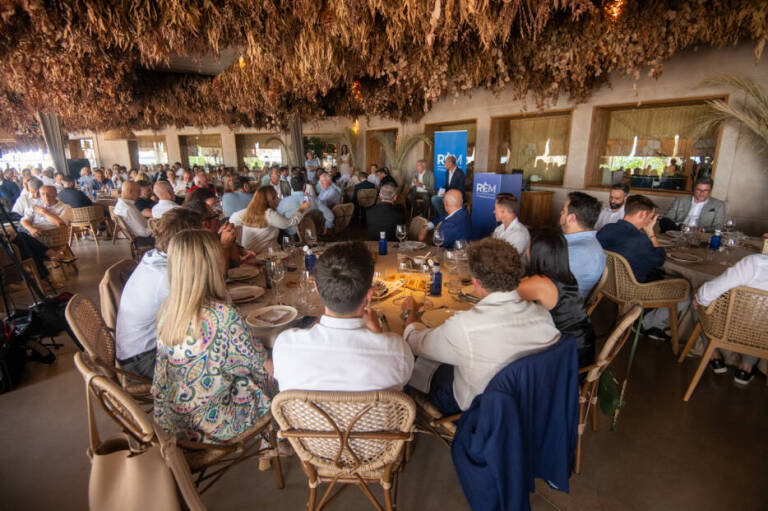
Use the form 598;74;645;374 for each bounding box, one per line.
363;305;382;333
400;296;422;328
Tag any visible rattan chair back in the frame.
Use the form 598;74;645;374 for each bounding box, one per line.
357;188;377;208
99;259;137;331
112;213;137;243
603;251;689;305
331;203;354;232
71;205;105;224
408;216;427;240
66;293;116;367
38;225;70;249
297;211;323;245
585;265;608;316
272;390;415;475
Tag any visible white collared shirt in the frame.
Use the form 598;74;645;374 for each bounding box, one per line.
151;199;180;219
12;194;41;216
113;198;151;237
23;200;72;228
684;198;709;226
696;254;768;306
273;315;414;392
415;171;427;193
404;291;560;411
595;205;625;230
492;217;530;256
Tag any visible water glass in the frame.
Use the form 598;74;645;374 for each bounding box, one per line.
396;224;407;247
268;260;286;304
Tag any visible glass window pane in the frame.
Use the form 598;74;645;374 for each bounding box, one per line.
136;136;167;166
179;135;223;168
236;134;283;170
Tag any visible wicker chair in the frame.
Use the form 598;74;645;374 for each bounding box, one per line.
331;203;354;235
408;216;428;241
65;293;152;401
585;266;608;316
38;225;78;276
111;210;154;261
591;251;689;354
69;205;108;246
575;304;642;474
678;286;768;401
298;210;324;245
356;188;378;209
73;352;207;511
409;389;461;448
98;259;137;331
271;390;416;511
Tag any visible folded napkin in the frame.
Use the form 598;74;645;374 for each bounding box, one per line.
252;308;292;325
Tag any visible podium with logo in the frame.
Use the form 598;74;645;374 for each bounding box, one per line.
470;173;523;240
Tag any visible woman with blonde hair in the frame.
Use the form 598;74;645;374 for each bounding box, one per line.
229;185;308;253
152;229;275;443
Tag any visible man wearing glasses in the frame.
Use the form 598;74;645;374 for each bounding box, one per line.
660;177;725;232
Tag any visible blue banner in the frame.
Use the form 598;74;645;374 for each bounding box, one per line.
470;173;523;240
434;130;467;190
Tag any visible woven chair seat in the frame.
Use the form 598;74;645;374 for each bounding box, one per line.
124;382;152;395
410;389;457;437
602;251;689;304
71;205;106;224
38;225;70;248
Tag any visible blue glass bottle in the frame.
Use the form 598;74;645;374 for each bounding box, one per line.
378;232;387;255
429;263;442;297
708;230;722;251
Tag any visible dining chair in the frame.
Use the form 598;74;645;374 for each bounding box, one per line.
297;210;323;245
356;188;377;209
575;304;642;474
108;205;125;244
271;390;416;511
591;251;689;354
678;286;768;401
408;216;428;241
69;205;108;246
111;212;153;261
38;225;78;276
98;259;137;331
585;266;608;316
330;203;354;236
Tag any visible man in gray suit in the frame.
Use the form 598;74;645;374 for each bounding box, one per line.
406;159;435;217
661;177;725;231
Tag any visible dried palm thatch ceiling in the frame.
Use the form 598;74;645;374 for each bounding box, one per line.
0;0;766;146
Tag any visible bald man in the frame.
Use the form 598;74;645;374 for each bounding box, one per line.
20;185;72;237
114;181;152;240
151;181;180;219
419;189;471;248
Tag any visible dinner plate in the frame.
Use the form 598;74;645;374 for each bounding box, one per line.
246;305;298;329
253;250;290;262
228;285;264;304
421;308;455;328
665;231;683;238
371;279;404;301
399;241;426;251
227;266;260;282
667;252;703;263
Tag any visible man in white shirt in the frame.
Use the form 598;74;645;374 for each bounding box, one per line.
20;185;72;237
696;254;768;385
40;168;56;188
401;238;560;414
151;181;180;219
595;183;629;231
491;193;530;258
113;181;153;240
12;177;43;217
115;208;203;378
273;242;414;391
173;170;193;195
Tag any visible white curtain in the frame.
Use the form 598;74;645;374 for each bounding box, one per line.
36;112;67;174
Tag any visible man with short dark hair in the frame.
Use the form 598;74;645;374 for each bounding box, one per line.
276;172;334;234
431;155;466;218
661;177;725;231
559;192;605;298
366;183;405;241
273;242;413;391
595;183;629;230
58;175;93;208
492;193;529;257
222;175;253;217
134;180;156;218
401;237;559;414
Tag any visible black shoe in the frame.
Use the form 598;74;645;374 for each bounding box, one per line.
641;327;670;342
734;368;754;385
709;359;727;374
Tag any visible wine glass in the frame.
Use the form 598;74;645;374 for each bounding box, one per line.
268;260;286;304
304;228;317;247
725;219;735;234
432;228;445;260
299;269;315;309
395;224;407;248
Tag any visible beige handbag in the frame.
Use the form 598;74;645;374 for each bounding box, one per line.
85;375;181;511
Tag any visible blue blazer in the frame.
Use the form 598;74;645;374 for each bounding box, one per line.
444;167;466;193
451;336;580;511
432;207;471;249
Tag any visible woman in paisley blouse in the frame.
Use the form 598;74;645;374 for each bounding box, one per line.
152;228;276;443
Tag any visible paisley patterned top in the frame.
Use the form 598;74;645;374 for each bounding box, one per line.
152;302;277;443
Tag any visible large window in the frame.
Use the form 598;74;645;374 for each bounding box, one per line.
179;134;223;168
586;100;720;192
0;148;54;170
488;111;571;185
136;136;168;166
236;134;284;169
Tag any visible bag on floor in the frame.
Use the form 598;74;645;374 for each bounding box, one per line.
0;316;29;393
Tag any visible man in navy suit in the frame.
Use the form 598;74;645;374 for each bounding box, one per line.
431;155;466;218
419;189;471;248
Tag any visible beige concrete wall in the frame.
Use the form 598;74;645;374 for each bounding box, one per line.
81;43;768;234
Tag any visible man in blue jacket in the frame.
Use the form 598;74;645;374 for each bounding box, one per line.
430;155;466;218
419;189;471;248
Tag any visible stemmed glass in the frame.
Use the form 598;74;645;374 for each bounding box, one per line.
432;228;444;259
395;224;407;249
282;235;297;270
725;219;735;234
298;269;315;310
304;228;317;248
268;260;286;304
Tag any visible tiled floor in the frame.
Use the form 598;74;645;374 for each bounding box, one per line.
0;238;766;510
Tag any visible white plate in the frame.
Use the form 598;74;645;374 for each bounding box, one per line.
399;241;426;251
371;279;404;301
228;285;264;304
421;308;455;328
246;305;298;329
667;252;703;263
254;251;290;262
227;266;260;281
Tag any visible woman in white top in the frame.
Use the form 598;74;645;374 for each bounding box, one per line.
229;185;308;253
338;144;351;176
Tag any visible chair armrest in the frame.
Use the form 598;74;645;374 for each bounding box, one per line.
432;413;462;426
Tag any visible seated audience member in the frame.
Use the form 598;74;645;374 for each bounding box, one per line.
380;170;398;190
338;164;356;187
183;199;252;268
134;180;156;218
317;173;342;208
91;170;114;194
39;168;56;188
264;167;291;200
696;254;768;385
229;186;308;253
116;208;202;378
114;181;153;243
401;238;559;414
492;193;529;257
151;181;180;219
276;173;334;235
164;169;177;185
273;242;413;390
174;170;193;195
222;176;254;217
0;170;21;207
594;183;629;230
352;171;376;204
559;191;606;298
189;171;215;194
406;159;434;218
184;186;218;212
53;171;65;192
366;183;405;241
152;229;276;443
660;177;725;232
77;167;95;190
20;185;72;237
12;177;43;217
430;155;466;218
419;189;471;249
517;228;596;368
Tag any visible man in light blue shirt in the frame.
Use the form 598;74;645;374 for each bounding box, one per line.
317;173;341;208
559;192;606;299
277;172;334;235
